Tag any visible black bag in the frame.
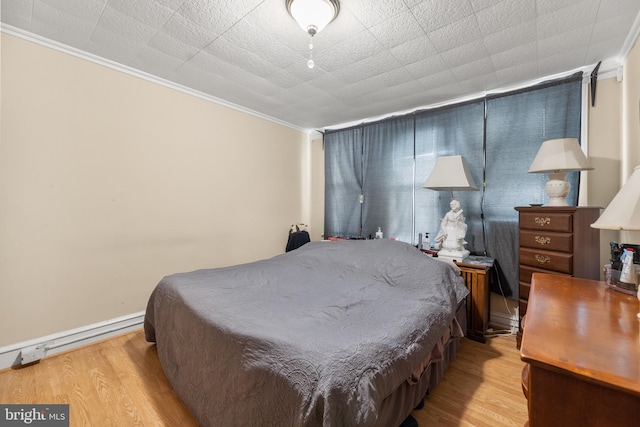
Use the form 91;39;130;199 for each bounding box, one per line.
286;224;310;252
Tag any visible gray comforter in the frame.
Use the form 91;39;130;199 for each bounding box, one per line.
145;239;468;427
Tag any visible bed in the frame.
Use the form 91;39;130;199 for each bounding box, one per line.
144;239;468;427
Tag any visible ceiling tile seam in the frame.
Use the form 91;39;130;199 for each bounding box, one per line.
143;2;192;70
341;2;408;32
381;18;433;68
99;28;152;65
176;0;270;76
344;12;375;39
144;11;219;71
534;9;541;76
396;23;451;85
406;11;480;87
84;0;109;52
469;11;499;80
406;4;434;40
579;1;603;67
28;0;35;29
475;9;536;39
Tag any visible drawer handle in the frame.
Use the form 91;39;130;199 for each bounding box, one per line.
534;254;551;264
534;217;551;226
534;236;551;245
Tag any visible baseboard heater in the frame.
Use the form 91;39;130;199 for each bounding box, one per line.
0;311;144;370
489;310;519;334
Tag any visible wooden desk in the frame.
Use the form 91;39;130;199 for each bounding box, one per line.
520;273;640;427
454;256;493;343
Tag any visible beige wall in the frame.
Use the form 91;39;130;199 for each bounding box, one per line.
309;133;325;241
588;76;623;271
588;35;640;265
0;34;308;347
620;35;640;246
622;35;640;178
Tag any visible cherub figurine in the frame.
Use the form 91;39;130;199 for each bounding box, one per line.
434;199;469;259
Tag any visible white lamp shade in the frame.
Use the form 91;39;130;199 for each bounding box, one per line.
287;0;339;34
591;165;640;230
528;138;593;173
423;155;479;191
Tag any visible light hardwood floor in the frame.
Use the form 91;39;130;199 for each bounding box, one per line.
0;330;528;426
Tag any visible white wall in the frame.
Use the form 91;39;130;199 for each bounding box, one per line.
0;34;308;347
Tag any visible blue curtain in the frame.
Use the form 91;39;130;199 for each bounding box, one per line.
361;116;415;241
415;101;485;253
484;75;583;295
324;73;583;298
324;128;363;238
485;77;583;217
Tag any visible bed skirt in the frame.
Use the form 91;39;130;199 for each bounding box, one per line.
372;300;467;427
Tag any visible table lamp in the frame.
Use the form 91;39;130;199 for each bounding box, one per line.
591;165;640;317
423;155;479;261
528;138;593;206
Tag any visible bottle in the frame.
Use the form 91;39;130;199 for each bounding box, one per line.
619;248;635;284
424;232;430;250
375;227;383;239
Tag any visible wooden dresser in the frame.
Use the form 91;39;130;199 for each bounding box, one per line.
514;206;600;347
520;274;640;427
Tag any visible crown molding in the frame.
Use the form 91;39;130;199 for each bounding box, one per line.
619;11;640;63
1;24;309;134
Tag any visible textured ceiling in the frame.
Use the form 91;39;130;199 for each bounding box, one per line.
2;0;640;130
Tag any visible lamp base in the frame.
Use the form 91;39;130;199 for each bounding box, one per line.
545;172;570;206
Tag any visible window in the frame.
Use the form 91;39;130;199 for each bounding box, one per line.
324;73;583;298
414;101;485;252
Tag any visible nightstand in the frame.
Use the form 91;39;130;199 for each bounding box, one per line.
454;256;493;343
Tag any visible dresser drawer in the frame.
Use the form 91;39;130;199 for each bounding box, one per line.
519;230;573;252
518;265;570;284
519;212;573;232
519;248;573;275
515;206;601;350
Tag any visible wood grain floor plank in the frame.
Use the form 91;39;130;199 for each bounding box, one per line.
0;330;527;426
413;335;528;426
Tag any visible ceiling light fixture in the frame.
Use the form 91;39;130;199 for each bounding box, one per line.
286;0;339;69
